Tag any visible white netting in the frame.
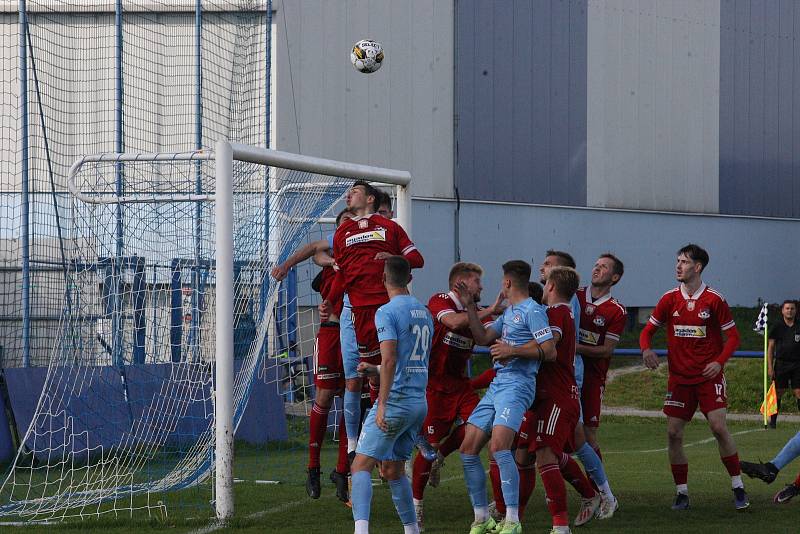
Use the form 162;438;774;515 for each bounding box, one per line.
0;152;353;521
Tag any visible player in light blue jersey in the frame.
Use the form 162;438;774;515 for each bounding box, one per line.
540;250;617;523
456;260;556;534
351;256;433;534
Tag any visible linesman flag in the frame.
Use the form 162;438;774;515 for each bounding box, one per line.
754;303;768;333
760;382;778;417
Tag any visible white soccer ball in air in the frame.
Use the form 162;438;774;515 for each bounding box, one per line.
351;39;384;73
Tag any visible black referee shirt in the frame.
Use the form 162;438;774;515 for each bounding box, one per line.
769;320;800;367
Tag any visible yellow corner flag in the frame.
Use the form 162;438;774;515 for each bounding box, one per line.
760;382;778;417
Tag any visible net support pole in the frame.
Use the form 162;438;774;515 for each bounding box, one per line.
214;139;234;521
19;0;30;368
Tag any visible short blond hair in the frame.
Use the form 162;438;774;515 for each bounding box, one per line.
448;262;484;288
546;266;580;300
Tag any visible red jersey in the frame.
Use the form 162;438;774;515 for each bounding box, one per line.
330;213;419;307
427;291;478;394
536;303;579;403
648;283;736;385
577;287;627;381
318;266;344;319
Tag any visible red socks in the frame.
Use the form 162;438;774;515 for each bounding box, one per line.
517;463;537;518
308;402;330;469
412;450;433;500
489;459;506;515
559;452;595;498
539;462;569;527
671;463;688;486
335;412;349;474
721;453;741;477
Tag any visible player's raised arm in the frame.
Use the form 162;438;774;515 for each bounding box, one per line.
454;281;499;347
271;238;330;281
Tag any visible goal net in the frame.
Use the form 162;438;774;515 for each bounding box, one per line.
0;142;411;522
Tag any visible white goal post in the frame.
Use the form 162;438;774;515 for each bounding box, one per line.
213;141;411;519
63;140;412;521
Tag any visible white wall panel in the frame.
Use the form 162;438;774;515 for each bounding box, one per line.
587;0;720;213
275;0;453;199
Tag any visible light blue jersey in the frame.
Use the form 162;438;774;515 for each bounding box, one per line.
467;297;553;434
356;294;432;461
488;297;553;381
374;294;433;402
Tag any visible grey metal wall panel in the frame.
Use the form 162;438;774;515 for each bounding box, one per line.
587;0;720;213
455;0;587;205
275;0;454;199
410;199;799;307
719;0;800;217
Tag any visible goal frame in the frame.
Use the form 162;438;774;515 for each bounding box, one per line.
66;139;412;521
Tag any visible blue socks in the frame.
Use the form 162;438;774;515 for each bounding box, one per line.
493;449;519;508
576;441;608;487
351;470;372;522
461;452;488;508
772;430;800;470
389;477;417;526
344;388;362;450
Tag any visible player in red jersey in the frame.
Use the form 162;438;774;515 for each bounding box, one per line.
639;244;747;511
271;209;355;500
411;262;503;530
514;267;596;533
575;253;626;518
320;180;423;404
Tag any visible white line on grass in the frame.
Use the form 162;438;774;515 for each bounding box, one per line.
188;471;469;534
604;428;762;454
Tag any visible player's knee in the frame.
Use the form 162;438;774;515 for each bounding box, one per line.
315;387;336;406
381;461;401;480
708;420;728;439
667;427;683;443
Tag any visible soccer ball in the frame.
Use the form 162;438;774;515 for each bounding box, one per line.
351;39;384;73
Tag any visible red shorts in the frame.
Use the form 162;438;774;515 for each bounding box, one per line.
421;386;479;444
313;324;344;390
581;371;606;428
351;305;382;365
516;410;535;449
520;398;579;455
663;373;728;421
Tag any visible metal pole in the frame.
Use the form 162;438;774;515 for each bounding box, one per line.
214;139;234;521
396;183;412;238
191;0;203;363
113;0;124;367
259;0;273;359
19;0;30;368
260;0;272;319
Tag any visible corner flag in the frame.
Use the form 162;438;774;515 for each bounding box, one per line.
755;303;770;426
760;382;778;417
754;303;768;333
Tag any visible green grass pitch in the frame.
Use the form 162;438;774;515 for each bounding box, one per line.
10;415;800;533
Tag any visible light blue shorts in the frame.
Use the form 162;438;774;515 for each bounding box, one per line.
467;377;534;434
356;400;427;461
340;305;360;380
